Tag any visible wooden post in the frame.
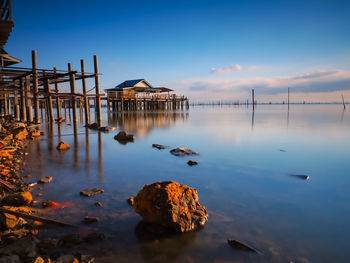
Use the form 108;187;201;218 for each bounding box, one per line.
342;94;346;109
44;79;54;122
80;59;90;125
4;94;8;116
14;90;20;121
252;89;255;110
68;63;78;124
93;55;102;126
53;67;62;120
32;50;40;123
287;87;290;110
25;75;33;122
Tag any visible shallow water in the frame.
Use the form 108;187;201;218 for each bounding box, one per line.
24;105;350;263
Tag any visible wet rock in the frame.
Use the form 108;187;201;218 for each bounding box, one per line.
56;141;70;152
1;192;33;206
56;117;66;123
187;160;198;166
98;126;109;132
10;122;26;130
80;188;104;197
42;201;59;208
133;181;208;232
29;129;41;138
114;131;135;143
80;255;95;263
170;147;198;157
38;176;53;184
60;233;81;247
227;239;258;253
36;193;43;197
37;238;60;255
33;257;45;263
0;236;39;256
13;127;28;140
87;123;99;130
127;197;134;207
82;216;99;224
0;255;21;263
94;202;102;207
0;213;19;229
84;232;105;243
152;144;166;150
54;255;78;263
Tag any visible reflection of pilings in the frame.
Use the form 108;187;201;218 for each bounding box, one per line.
85;127;90;178
73;121;79;169
81;59;90;125
47;122;54;154
251;108;255;130
94;55;102;126
54;67;62;120
98;131;103;181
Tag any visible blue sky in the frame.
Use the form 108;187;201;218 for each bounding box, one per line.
7;0;350;102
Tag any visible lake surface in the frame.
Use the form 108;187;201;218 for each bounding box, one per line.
24;105;350;263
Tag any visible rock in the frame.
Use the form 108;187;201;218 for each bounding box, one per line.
33;257;45;263
10;122;26;130
87;123;99;130
13;127;28;140
133;181;208;232
56;117;66;123
80;255;95;263
0;213;19;229
0;236;39;256
36;193;43;197
29;129;41;139
56;141;70;151
82;216;99;224
0;255;21;263
98;126;109;132
84;232;105;243
42;201;59;208
80;188;104;197
170;147;198;157
54;255;78;263
38;176;53;184
114;131;135;143
1;192;33;206
60;233;81;247
127;197;134;207
187;160;198;166
227;239;258;253
37;238;59;254
94;202;102;207
152;144;166;150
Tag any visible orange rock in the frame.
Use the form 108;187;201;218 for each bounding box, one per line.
13;127;28;140
133;181;208;232
42;201;59;208
56;141;70;151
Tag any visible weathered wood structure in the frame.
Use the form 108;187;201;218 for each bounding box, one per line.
106;79;189;111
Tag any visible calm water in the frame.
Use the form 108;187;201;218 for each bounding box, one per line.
24;105;350;263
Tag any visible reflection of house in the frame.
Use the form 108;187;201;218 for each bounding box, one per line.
106;79;189;111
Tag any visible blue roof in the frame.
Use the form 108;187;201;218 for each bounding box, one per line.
115;79;145;89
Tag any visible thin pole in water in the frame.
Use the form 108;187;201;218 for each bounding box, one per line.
252;89;255;110
288;87;290;110
342;94;346;109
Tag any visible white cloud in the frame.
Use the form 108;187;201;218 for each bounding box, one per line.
246;65;258;70
211;64;242;74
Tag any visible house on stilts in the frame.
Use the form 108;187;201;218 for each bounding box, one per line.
106;79;189;111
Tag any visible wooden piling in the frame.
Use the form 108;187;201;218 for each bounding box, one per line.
25;75;32;122
14;90;20;121
252;89;255;110
32;50;40;123
80;59;90;125
44;79;54;122
342;94;346;109
93;55;102;126
288;87;290;110
53;67;62;120
68;63;78;124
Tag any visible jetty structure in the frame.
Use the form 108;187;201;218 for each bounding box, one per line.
106;79;189;111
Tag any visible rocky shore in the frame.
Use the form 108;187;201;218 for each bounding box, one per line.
0;119;95;263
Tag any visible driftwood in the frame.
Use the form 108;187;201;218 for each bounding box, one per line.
0;207;73;227
0;178;16;191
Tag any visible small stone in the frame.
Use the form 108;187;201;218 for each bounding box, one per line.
87;123;99;130
33;256;45;263
80;255;95;263
42;201;59;208
114;131;135;143
98;126;109;132
94;202;103;207
30;130;41;138
126;197;134;207
170;147;198;156
82;216;99;224
56;141;70;151
80;188;104;197
38;176;53;184
187;160;198;166
37;193;43;197
152;144;166;150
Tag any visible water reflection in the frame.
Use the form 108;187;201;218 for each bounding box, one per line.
108;111;189;137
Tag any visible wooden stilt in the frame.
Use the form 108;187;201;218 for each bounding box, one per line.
68;63;78;124
53;67;62;120
93;55;102;126
80;59;90;125
44;79;54;122
32;50;40;123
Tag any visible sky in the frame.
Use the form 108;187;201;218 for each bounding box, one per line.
6;0;350;102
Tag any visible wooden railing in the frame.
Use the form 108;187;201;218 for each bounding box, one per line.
108;92;186;100
0;0;12;21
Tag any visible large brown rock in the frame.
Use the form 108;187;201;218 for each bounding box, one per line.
56;141;70;151
1;192;33;206
114;131;135;143
0;213;19;229
13;127;28;140
133;181;208;232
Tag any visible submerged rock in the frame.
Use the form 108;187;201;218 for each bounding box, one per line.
170;147;198;157
80;188;104;197
114;131;135;143
84;232;105;243
82;216;99;224
56;141;70;151
99;126;109;132
1;192;33;206
133;181;208;232
187;160;198;166
38;176;53;184
42;201;59;208
152;144;166;150
87;123;99;130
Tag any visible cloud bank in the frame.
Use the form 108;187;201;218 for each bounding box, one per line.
211;64;258;74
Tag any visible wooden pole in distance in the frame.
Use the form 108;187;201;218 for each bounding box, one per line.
342;94;346;109
252;89;255;110
68;63;78;124
53;67;62;120
288;87;290;110
80;59;90;125
32;50;40;123
20;78;26;121
93;55;102;126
